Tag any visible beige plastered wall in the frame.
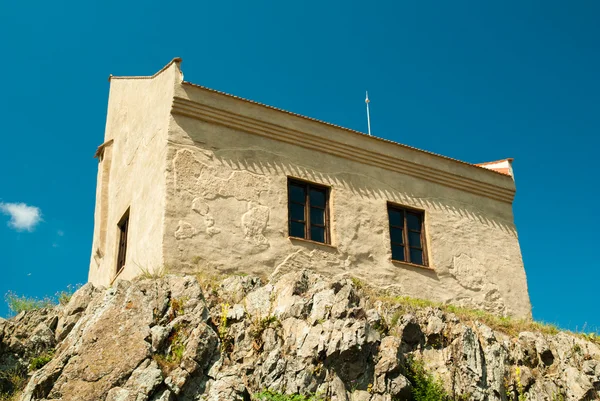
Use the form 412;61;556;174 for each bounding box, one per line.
88;62;181;286
162;74;532;318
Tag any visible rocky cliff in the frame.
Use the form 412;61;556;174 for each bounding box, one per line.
1;271;598;401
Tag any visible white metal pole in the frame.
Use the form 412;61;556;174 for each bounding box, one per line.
365;91;372;136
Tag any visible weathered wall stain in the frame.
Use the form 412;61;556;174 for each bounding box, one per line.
173;149;205;194
175;220;197;239
201;170;271;202
451;253;486;291
241;204;270;247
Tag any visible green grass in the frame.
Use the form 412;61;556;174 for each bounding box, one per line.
135;263;169;280
403;358;452;401
56;284;82;306
29;350;54;371
252;390;327;401
366;291;598;341
4;283;82;316
249;315;281;351
153;323;188;373
4;291;55;315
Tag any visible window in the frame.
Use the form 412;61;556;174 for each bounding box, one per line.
387;204;427;266
116;210;129;274
288;178;330;244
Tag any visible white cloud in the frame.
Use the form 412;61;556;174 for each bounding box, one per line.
0;202;42;232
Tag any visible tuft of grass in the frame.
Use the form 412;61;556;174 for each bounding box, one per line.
4;291;55;316
194;270;228;296
4;283;83;316
56;284;82;306
252;390;327;401
136;263;169;280
389;310;403;328
29;350;54;371
373;293;562;338
581;332;600;346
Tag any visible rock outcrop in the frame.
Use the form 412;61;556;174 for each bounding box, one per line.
1;272;599;401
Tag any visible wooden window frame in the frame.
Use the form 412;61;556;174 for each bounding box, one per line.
387;203;428;267
287;178;331;244
116;208;130;276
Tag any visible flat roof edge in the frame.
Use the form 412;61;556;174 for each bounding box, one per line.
108;57;182;82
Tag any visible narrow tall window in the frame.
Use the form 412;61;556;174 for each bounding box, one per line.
388;204;428;266
116;210;129;274
288;178;330;244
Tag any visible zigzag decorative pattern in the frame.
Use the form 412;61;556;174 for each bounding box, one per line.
171;97;515;204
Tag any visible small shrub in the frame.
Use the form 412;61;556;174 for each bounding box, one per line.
153;323;188;373
350;277;363;290
372;316;389;337
29;350;54;371
389;310;402;328
515;366;527;401
167;297;187;322
218;303;233;353
404;358;450;401
252;390;326;401
249;315;280;350
4;291;54;316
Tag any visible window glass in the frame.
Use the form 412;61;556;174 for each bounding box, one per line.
392;245;405;261
290;203;305;221
290;221;305;238
408;232;421;248
310;226;325;243
410;249;424;265
389;209;403;227
388;205;427;267
310;207;324;226
289;184;306;204
407;213;421;231
288;179;330;243
309;189;326;208
390;227;403;244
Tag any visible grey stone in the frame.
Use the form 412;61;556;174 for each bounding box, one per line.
5;271;600;401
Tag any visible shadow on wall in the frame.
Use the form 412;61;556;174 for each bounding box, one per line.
171;114;518;239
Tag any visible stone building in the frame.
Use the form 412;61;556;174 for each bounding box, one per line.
89;58;531;318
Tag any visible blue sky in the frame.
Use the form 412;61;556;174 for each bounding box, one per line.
0;1;598;330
